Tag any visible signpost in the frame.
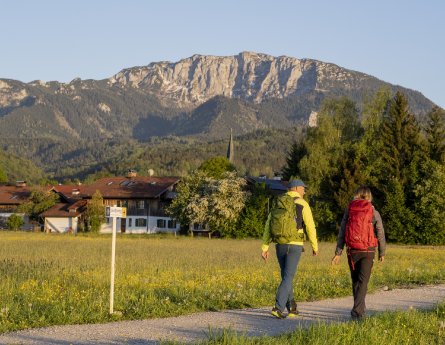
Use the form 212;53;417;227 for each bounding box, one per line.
106;206;126;314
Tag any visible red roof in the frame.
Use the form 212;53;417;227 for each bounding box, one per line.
75;176;180;199
68;199;87;210
52;185;88;201
40;201;86;217
0;186;32;205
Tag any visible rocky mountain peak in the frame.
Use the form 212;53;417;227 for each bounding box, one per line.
108;52;352;107
0;52;434;144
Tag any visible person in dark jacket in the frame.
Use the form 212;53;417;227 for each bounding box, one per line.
331;186;386;320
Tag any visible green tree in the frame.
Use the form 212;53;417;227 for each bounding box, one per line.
166;171;246;237
6;214;24;231
83;170;113;184
298;97;362;235
361;87;391;135
282;140;307;181
358;87;392;189
316;142;370;237
425;106;445;164
205;172;247;237
38;178;59;186
198;156;236;179
379;91;425;188
331;146;368;213
18;188;59;221
382;177;417;243
300;97;361;195
413;160;445;244
166;170;210;229
0;168;7;183
86;190;105;233
378;92;427;241
237;182;270;238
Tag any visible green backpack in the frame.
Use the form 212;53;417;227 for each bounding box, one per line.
269;194;304;244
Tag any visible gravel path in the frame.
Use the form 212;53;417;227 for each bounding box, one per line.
1;284;444;345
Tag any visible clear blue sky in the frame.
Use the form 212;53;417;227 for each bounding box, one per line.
1;0;444;108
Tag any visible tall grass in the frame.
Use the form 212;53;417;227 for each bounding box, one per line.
0;232;444;332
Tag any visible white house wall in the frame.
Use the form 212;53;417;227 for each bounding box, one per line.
45;217;78;233
147;216;180;234
100;216;180;234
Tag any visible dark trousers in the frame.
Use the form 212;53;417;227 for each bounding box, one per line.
347;250;375;317
275;244;303;311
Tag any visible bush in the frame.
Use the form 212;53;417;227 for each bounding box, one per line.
6;214;24;231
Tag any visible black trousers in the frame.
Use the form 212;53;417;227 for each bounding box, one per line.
347;250;375;317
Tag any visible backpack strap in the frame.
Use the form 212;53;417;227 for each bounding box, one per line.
293;197;304;231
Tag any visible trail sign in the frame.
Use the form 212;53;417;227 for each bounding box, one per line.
106;206;126;218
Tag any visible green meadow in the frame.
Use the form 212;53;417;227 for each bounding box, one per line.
0;232;444;333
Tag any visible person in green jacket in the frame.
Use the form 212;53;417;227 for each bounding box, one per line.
261;179;319;319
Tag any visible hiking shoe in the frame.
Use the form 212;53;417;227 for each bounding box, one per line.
286;299;299;318
271;306;286;319
287;310;299;318
351;310;364;321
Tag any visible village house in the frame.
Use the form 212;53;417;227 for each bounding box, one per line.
40;187;87;234
0;181;34;230
46;172;180;234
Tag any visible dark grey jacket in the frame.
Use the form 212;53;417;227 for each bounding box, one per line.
335;204;386;257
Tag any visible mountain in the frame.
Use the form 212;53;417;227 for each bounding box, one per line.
0;52;436;142
0;52;439;182
0;147;46;183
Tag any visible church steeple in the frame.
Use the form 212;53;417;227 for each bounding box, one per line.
227;129;234;164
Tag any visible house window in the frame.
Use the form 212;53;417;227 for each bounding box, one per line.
135;218;146;227
117;200;128;207
157;219;166;228
128;218;132;227
106;217;111;224
168;220;176;229
138;200;145;209
194;223;204;230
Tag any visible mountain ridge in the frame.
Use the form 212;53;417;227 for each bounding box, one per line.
108;51;393;106
0;52;436;143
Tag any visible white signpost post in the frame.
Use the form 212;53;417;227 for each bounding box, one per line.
106;206;126;314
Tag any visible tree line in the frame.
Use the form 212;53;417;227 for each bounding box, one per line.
284;89;445;244
168;89;445;245
0;127;297;184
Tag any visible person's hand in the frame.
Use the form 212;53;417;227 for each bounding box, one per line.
261;251;269;261
312;250;319;256
379;255;385;263
331;255;340;265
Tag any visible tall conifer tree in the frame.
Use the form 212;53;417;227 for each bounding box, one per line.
425;106;445;164
379;92;426;241
282;141;307;181
379;91;424;189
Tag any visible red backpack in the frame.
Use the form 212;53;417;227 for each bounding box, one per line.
345;199;378;250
